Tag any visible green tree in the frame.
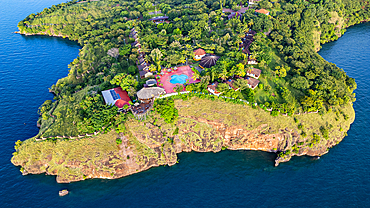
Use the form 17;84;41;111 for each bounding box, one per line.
218;68;229;81
150;48;163;71
235;63;246;77
154;98;178;124
216;83;230;93
128;65;137;75
291;76;310;90
110;73;138;92
174;85;183;93
119;45;131;56
234;79;249;90
275;66;287;78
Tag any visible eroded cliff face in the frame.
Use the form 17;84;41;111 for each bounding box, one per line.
11;98;355;183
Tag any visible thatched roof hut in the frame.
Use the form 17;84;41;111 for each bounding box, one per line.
137;87;165;102
199;55;219;68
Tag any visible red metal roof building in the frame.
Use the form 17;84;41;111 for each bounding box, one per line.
102;87;131;109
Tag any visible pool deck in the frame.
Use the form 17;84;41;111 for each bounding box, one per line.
156;65;200;93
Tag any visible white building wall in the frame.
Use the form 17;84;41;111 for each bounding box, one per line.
102;90;116;106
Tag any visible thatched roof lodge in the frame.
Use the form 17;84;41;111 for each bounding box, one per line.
225;79;239;90
247;68;261;79
199;55;219;69
246;77;260;89
193;48;206;61
207;82;222;96
137;87;165;103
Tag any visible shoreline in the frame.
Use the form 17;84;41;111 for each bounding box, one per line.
11;4;364;183
14;30;71;40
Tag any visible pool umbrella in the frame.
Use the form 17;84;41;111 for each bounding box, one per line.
199;55;220;68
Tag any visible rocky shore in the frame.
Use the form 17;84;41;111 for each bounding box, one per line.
11;97;355;183
14;30;68;39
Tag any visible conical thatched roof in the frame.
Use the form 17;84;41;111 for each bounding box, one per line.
199;55;219;68
194;48;206;56
137;87;165;100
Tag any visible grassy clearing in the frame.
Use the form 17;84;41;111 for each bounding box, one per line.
12;130;121;179
175;96;355;144
328;11;344;36
40;87;91;137
313;29;321;51
124;124;160;166
176;97;297;132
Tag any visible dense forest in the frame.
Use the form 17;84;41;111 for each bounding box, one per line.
18;0;369;138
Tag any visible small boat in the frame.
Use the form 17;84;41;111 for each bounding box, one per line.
59;189;69;196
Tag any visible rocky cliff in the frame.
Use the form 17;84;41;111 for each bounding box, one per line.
11;97;355;183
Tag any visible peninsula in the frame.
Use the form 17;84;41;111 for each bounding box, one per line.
12;0;368;183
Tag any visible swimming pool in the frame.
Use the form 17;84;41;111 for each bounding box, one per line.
170;74;188;84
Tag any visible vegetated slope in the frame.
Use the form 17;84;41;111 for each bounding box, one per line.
12;97;354;183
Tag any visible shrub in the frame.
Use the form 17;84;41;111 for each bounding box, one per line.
271;110;279;116
320;126;329;140
116;138;122;145
311;133;321;144
167;137;174;144
298;123;303;130
154;98;178;124
173;127;179;135
14;140;23;151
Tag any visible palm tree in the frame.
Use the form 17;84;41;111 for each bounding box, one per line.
249;52;258;60
229;66;237;77
200;75;210;87
235;63;246;77
242;23;249;34
218;68;229;81
248;19;254;27
144;55;151;63
150;48;163;70
192;70;200;81
234;79;248;90
149;64;157;72
207;66;219;82
179;56;186;65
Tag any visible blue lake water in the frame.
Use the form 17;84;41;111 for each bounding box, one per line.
170;74;188;84
0;0;369;207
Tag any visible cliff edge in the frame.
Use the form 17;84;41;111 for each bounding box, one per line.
11;97;355;183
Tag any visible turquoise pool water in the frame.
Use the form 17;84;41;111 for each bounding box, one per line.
170;74;188;84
